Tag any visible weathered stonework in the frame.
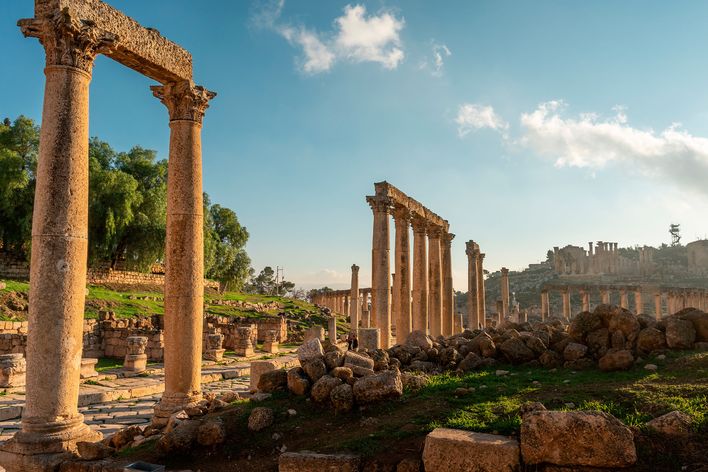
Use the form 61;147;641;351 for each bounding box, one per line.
203;333;225;362
234;327;255;357
123;336;148;372
0;354;26;388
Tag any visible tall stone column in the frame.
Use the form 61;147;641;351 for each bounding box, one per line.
428;226;443;337
477;253;487;327
540;290;549;320
619;288;628;309
654;292;662;320
368;196;392;348
442;232;455;336
411;217;429;333
2;13;116;466
601;288;610;304
562;288;571;319
152;81;215;425
634;290;642;314
392;207;412;343
350;265;360;332
500;267;510;319
580;289;590;312
465;242;479;329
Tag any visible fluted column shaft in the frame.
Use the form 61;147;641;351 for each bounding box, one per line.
392;208;412;342
368;196;391;348
153;81;215;424
442;233;455;336
428;228;443;337
477;253;486;327
541;290;549;320
562;288;571;319
411;218;428;333
6;13;116;461
350;265;360;332
634;290;642;314
465;242;479;329
500;267;510;319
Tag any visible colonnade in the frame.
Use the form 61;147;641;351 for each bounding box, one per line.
465;241;486;329
366;182;455;348
2;2;212;468
540;284;708;321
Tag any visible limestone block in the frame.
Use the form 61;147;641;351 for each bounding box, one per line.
279;452;360;471
304;326;325;343
358;328;380;351
521;410;636;467
422;428;520;472
0;353;26;387
250;359;281;392
80;358;99;379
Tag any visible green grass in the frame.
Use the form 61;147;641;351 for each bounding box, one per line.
95;357;124;372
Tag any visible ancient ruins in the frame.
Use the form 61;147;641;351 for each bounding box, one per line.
0;0;214;469
1;1;707;471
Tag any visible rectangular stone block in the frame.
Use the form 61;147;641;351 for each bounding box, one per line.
250;360;280;393
279;452;360;472
422;428;520;472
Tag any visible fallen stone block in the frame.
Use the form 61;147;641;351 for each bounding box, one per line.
278;451;360;472
422;428;520;472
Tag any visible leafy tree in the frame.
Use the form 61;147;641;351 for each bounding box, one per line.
246;266;294;295
204;202;251;292
0;116;39;256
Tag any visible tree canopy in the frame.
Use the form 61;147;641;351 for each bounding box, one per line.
0;115;251;290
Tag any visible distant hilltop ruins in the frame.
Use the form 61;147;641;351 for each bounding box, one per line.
551;239;708;279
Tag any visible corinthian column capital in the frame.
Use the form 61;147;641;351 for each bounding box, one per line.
151;80;217;123
19;8;119;73
366;195;392;214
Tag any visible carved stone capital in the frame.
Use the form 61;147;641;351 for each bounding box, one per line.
19;8;119;73
465;240;479;257
391;204;410;223
151;80;216;123
427;225;444;239
410;215;428;234
366;195;392;214
442;232;455;246
351;264;360;273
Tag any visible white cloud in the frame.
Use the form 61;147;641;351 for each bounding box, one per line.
334;5;405;69
455;103;509;136
520;101;708;195
420;42;451;77
257;2;405;74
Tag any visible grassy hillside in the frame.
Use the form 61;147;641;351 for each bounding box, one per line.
0;279;344;333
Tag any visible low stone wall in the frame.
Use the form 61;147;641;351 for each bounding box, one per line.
0;253;218;290
0;312;288;360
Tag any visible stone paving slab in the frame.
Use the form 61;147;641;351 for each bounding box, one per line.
0;347;297;426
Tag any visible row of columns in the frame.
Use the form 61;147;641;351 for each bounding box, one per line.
465;241;486;329
368;196;455;348
540;285;708;321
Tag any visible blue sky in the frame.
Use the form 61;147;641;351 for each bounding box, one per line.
4;1;708;289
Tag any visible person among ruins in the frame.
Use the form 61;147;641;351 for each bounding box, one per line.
347;331;358;351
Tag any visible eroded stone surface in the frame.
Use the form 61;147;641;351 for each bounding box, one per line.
422;428;520;472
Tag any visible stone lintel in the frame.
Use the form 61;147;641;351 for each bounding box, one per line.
372;181;448;231
34;0;192;83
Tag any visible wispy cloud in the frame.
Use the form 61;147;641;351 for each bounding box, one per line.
419;42;451;77
255;1;405;74
455;103;509;137
456;100;708;196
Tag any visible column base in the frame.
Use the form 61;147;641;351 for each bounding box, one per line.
0;416;100;472
153;392;202;426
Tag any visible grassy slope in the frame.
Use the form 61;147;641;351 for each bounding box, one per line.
0;279;340;329
127;350;707;472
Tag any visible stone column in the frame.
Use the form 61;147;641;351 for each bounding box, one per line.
328;317;337;343
350;265;360;332
2;13;116;464
152;80;215;425
654;292;662;320
540;290;549;320
634;290;642;315
392;206;412;343
428;226;443;338
465;241;479;329
619;288;628;309
477;253;487;327
601;288;610;304
442;232;455;336
562;288;571;319
580;289;590;312
500;267;510;319
367;196;392;348
411;217;428;333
